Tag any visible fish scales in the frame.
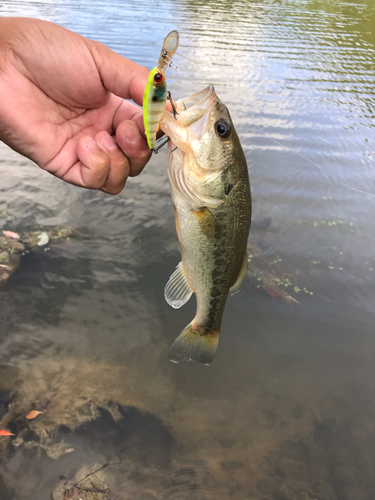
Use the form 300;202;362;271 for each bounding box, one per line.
176;174;249;331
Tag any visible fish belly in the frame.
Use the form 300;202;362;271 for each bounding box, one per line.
171;184;245;332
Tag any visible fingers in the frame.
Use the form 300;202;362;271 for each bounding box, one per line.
69;123;150;194
95;131;130;194
89;39;149;106
74;136;112;189
72;134;127;194
116;119;152;177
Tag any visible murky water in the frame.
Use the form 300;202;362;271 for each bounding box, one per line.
1;0;375;499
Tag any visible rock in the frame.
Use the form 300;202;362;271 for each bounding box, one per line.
256;477;281;496
220;461;245;471
23;226;76;249
0;252;9;264
0;237;25;253
139;494;157;500
0;390;12;420
279;440;309;462
312;480;337;500
278;481;313;500
0;226;76;287
0;253;20;286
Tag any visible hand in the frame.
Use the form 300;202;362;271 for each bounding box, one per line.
0;17;151;194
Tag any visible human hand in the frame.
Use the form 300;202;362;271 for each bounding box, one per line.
0;17;151;194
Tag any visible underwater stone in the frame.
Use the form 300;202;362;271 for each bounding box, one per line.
0;252;9;264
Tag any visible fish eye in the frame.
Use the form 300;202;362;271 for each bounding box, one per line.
154;73;163;83
215;119;231;139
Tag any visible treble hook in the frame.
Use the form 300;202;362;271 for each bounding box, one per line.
151;135;170;154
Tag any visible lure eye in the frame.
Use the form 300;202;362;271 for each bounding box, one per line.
154;73;163;83
215;119;231;139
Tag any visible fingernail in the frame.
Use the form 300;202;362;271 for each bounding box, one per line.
124;128;139;144
100;134;117;151
83;136;97;149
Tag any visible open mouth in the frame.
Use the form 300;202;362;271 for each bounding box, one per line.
166;84;219;137
176;84;218;116
160;84;219;148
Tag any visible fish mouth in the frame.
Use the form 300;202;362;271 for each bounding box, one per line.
160;84;219;149
170;84;219;139
175;84;218;118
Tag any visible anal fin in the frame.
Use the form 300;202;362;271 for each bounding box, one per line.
230;256;247;295
164;261;193;309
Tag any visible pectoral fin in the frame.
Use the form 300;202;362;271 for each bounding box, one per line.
164;262;193;309
230;256;247;295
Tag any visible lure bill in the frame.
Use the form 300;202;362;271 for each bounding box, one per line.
143;30;179;151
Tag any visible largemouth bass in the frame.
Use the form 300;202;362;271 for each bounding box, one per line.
160;85;251;364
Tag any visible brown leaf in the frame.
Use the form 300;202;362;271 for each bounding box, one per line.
26;410;43;420
262;275;300;304
264;287;283;298
0;430;14;436
64;486;80;500
2;230;20;240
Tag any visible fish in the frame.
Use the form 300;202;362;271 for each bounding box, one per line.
143;30;179;150
160;84;252;364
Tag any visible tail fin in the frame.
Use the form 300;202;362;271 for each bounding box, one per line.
168;323;220;365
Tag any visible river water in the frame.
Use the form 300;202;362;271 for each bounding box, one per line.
0;1;375;499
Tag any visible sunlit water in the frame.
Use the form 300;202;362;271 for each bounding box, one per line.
0;1;375;499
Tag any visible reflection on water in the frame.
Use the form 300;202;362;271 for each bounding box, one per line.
0;0;375;499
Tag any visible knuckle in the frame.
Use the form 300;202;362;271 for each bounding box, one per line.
101;181;126;195
89;161;109;189
90;176;107;190
95;154;110;171
129;162;147;177
138;146;152;160
115;152;130;170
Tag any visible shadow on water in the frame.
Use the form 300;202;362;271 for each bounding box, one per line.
0;249;94;339
3;405;174;500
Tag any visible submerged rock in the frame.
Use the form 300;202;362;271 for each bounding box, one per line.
21;226;76;249
0;253;20;287
0;227;76;287
0;236;25;253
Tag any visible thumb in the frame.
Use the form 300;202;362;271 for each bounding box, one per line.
87;40;150;106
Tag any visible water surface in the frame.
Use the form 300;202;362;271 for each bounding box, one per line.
0;1;375;499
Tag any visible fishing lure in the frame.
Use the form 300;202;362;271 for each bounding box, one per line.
143;30;179;151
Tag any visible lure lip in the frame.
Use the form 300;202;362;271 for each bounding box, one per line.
157;30;180;72
163;30;179;52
